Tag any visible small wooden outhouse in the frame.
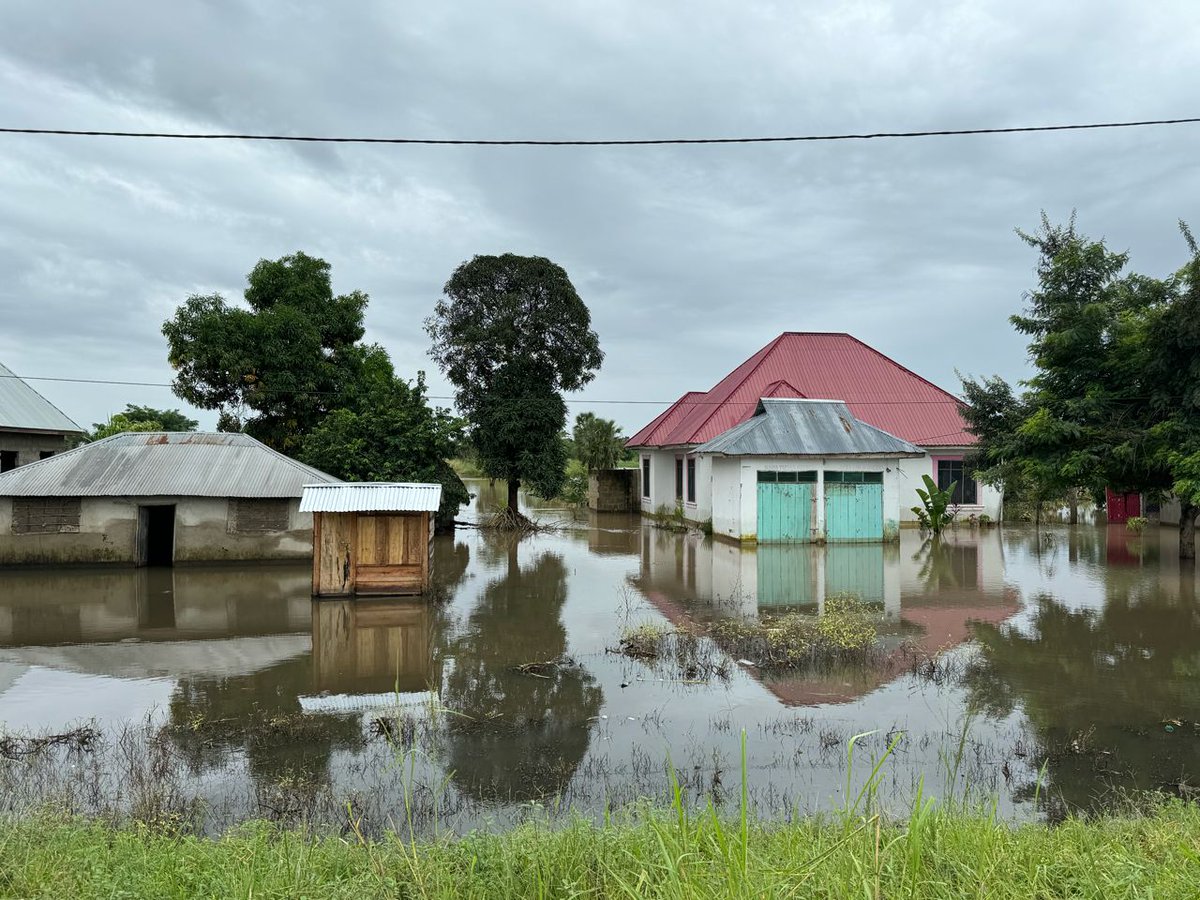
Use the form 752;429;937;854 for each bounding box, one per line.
301;482;441;597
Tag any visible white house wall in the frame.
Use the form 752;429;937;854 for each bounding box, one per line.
899;450;1003;523
639;449;713;523
730;456;908;542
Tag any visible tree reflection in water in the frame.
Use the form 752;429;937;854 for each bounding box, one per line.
965;575;1200;811
443;535;603;802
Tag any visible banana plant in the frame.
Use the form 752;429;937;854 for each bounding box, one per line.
911;474;957;534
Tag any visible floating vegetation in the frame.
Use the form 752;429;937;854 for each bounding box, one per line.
707;594;882;672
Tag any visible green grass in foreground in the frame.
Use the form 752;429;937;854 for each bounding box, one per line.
2;801;1200;899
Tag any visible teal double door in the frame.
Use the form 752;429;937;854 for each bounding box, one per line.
756;470;884;543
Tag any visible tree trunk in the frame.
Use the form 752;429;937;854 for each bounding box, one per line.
1067;488;1079;525
1181;503;1198;560
508;479;520;515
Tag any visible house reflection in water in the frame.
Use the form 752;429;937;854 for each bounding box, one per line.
310;599;438;697
630;524;1018;706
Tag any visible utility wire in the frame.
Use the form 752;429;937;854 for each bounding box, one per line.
1;371;975;404
2;117;1199;147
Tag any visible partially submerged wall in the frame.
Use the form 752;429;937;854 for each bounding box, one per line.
0;496;314;566
587;469;640;512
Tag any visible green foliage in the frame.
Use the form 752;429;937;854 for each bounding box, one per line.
162;251;369;454
1125;516;1148;534
426;254;603;512
470;359;569;504
571;412;627;472
87;405;200;442
298;361;469;528
6;800;1200;898
911;474;957;533
559;458;588;505
963;215;1200;553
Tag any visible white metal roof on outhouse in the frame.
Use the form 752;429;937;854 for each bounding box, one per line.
0;431;339;497
300;482;443;513
0;360;84;434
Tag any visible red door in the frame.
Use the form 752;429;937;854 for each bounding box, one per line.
1105;488;1141;524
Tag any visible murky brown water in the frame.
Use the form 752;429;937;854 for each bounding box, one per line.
0;479;1197;829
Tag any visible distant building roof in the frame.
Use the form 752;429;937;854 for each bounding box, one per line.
300;482;442;513
0;360;83;435
696;399;924;457
0;431;339;498
627;333;973;449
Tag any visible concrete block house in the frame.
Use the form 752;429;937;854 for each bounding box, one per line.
627;333;1002;542
0;431;340;566
0;359;85;471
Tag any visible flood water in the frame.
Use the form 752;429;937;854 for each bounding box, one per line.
0;479;1197;830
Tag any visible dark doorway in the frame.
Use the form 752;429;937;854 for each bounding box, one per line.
0;451;16;472
138;505;176;567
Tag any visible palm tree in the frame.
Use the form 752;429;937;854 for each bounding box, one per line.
571;413;627;472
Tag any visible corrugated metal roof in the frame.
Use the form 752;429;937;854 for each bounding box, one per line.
300;482;442;513
628;333;974;449
696;399;924;457
0;360;84;434
0;431;339;497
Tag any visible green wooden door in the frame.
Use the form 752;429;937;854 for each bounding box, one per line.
756;471;816;542
823;472;884;542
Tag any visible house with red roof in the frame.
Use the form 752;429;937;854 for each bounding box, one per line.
627;333;1002;541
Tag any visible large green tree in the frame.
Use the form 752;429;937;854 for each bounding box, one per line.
426;254;603;514
571;412;627;472
963;215;1200;556
298;352;469;529
162;251;368;453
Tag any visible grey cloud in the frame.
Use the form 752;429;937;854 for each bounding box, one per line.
0;0;1196;436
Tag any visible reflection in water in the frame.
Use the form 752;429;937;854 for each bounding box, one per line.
966;573;1200;810
312;600;437;695
0;565;312;646
444;536;603;801
4;496;1200;825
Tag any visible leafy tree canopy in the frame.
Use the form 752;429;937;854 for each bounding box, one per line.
571;412;627;472
962;214;1200;555
87;405;199;442
298;350;469;530
426;255;602;513
162;251;368;453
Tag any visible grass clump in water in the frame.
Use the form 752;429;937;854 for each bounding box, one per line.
708;593;880;670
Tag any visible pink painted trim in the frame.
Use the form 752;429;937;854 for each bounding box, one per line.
930;454;979;505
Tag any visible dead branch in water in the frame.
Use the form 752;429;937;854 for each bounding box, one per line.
0;725;100;759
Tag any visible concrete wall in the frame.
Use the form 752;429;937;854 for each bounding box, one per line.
587;469;641;512
0;430;75;469
0;496;314;566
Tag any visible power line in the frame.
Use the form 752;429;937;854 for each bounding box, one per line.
1;371;973;404
2;116;1198;147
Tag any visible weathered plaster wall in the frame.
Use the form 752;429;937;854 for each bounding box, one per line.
0;431;74;468
0;496;314;566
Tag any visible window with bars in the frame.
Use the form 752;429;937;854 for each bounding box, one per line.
686;457;696;503
756;470;818;483
674;457;684;500
824;471;884;484
641;457;650;498
936;459;977;504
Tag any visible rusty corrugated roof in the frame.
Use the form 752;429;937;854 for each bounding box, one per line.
627;333;973;449
0;431;339;497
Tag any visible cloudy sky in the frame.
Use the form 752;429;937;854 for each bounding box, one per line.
1;0;1196;435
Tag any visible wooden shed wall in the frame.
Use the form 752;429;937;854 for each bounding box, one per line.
312;511;432;596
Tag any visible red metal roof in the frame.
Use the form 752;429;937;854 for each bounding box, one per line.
627;333;973;449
